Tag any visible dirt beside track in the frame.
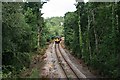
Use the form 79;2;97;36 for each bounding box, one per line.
40;41;96;78
40;43;66;78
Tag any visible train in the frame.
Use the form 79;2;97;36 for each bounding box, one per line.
46;36;63;44
54;36;61;44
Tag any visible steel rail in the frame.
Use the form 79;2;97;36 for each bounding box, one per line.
55;44;69;79
57;44;80;80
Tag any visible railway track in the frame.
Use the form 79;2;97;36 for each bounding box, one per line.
55;43;86;79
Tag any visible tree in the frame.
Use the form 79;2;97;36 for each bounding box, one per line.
2;2;47;78
64;2;120;77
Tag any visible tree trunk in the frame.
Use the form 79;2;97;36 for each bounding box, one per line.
92;10;98;54
78;8;83;58
87;13;92;59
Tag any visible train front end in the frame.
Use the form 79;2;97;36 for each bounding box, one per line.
55;36;61;44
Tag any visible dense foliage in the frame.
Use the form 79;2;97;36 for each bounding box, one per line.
64;2;120;78
2;2;48;78
45;17;64;39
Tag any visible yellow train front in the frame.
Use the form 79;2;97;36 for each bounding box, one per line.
54;37;61;44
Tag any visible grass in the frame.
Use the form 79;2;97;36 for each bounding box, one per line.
30;68;39;78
